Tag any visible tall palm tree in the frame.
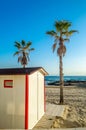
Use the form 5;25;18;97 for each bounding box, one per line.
14;40;34;68
46;20;77;104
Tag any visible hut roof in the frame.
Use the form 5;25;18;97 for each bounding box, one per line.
0;67;48;75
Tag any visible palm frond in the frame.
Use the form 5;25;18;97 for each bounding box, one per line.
14;41;21;49
55;20;72;33
27;55;30;61
15;41;21;45
29;48;35;51
14;44;21;49
21;40;26;46
18;56;22;62
62;45;66;56
68;30;78;35
62;30;78;37
52;43;57;52
55;35;60;40
63;38;70;42
55;21;62;32
13;51;20;56
62;31;67;35
23;46;29;50
23;42;33;50
46;30;57;37
62;20;72;30
57;47;62;56
54;38;58;43
27;41;32;46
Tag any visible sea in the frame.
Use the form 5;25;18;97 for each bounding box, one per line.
45;76;86;85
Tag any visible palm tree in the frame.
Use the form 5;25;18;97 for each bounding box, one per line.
14;40;34;68
46;20;77;104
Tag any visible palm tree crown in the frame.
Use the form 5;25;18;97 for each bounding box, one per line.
46;20;77;56
46;20;78;104
14;40;34;68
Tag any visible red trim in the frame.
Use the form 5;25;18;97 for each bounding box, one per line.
25;75;29;129
44;79;46;112
4;80;13;88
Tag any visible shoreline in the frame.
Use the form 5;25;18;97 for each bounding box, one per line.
47;80;86;86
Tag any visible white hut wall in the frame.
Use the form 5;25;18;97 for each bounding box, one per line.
29;71;44;129
0;75;25;129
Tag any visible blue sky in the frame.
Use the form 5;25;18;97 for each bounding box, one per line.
0;0;86;75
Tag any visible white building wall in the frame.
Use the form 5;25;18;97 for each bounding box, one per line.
29;72;38;129
0;75;25;129
37;72;44;119
29;71;44;129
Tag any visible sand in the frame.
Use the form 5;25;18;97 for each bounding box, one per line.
46;84;86;128
34;83;86;129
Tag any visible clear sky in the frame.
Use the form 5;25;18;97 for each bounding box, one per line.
0;0;86;75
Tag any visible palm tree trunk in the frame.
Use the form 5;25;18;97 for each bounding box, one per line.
59;55;64;104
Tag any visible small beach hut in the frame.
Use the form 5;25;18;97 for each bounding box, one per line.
0;67;48;129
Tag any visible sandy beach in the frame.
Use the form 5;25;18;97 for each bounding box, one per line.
34;83;86;129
